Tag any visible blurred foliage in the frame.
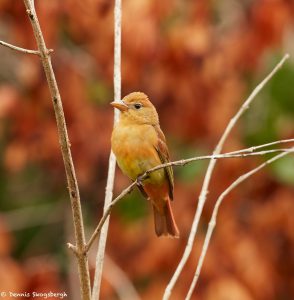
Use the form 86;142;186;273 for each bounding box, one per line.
243;57;294;187
244;58;294;145
270;156;294;186
0;0;293;300
115;189;148;223
173;144;208;183
270;62;294;117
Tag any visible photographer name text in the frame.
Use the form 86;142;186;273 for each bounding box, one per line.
0;291;67;299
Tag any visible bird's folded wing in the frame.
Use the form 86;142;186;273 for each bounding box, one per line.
153;125;174;200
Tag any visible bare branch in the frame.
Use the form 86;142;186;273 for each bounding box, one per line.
85;146;294;252
227;138;294;154
0;40;41;55
91;0;122;299
145;145;294;173
163;53;290;300
22;1;91;299
185;148;293;300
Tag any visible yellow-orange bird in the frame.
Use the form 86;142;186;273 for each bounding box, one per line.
111;92;179;238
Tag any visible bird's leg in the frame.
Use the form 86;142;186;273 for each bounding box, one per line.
137;184;149;200
136;174;150;200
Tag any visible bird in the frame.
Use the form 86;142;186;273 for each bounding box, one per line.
111;92;179;238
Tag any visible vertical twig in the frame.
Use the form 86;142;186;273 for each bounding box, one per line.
91;0;122;299
22;1;91;299
185;149;293;300
163;53;289;300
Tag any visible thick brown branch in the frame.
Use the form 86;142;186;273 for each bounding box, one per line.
22;1;91;299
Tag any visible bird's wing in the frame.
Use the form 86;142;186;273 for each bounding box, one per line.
153;125;174;200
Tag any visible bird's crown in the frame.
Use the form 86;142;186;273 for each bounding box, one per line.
122;92;152;107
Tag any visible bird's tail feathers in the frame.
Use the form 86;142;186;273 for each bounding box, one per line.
153;201;179;238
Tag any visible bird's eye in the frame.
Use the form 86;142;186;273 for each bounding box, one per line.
134;103;142;110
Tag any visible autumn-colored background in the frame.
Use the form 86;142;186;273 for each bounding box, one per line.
0;1;294;299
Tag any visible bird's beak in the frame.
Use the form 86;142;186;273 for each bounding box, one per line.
110;101;128;112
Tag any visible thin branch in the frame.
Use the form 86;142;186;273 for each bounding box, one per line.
185;148;293;300
22;1;91;299
91;0;122;299
144;145;294;174
224;138;294;154
0;40;40;55
85;146;294;252
162;53;290;300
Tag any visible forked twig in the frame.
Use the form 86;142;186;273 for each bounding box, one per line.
1;3;291;300
163;53;289;300
185;149;293;299
85;145;294;252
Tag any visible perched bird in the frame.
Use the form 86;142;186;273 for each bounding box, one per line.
111;92;179;238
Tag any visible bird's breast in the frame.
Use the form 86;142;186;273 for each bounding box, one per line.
111;124;164;182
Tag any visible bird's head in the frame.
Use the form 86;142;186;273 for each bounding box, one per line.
111;92;159;125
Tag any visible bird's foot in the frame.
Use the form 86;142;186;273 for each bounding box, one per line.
136;174;145;186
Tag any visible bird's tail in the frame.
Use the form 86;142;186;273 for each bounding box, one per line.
153;201;179;238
